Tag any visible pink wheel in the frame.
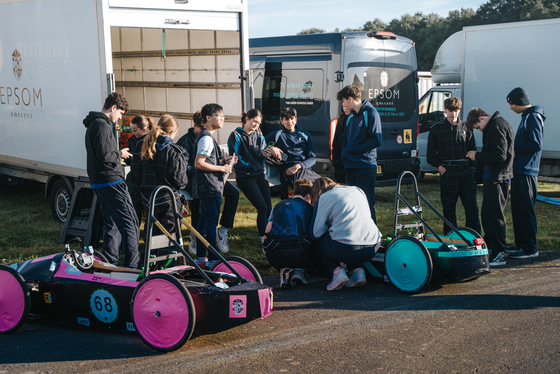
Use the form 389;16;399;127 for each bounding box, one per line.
210;256;263;283
131;273;195;351
0;265;30;334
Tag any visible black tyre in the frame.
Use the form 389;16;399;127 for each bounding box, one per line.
0;265;30;334
50;179;73;222
131;273;195;352
384;236;433;294
210;256;263;284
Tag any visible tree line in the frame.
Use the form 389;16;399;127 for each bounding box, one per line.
298;0;560;71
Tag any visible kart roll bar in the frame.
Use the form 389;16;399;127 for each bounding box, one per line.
143;185;249;284
393;171;473;247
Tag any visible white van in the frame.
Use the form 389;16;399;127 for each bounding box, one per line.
417;84;461;175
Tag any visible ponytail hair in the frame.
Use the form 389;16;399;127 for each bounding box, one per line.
141;114;179;160
241;108;262;125
131;115;155;131
192;111;203;128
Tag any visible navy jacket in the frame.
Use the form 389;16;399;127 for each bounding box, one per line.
341;100;382;169
513;106;545;176
193;129;224;199
131;135;188;197
228;127;266;178
175;128;197;194
265;125;316;172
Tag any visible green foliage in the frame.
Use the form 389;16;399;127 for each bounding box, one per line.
294;0;558;70
297;27;326;35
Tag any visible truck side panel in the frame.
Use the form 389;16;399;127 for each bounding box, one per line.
461;19;560;171
0;0;103;177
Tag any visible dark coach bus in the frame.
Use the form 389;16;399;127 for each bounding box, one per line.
249;31;420;186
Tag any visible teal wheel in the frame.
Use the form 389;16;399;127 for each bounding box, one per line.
445;227;481;244
385;236;433;294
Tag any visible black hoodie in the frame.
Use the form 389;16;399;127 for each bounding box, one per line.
83;111;124;185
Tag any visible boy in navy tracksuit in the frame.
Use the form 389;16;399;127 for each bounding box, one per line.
505;87;545;259
337;85;382;222
266;107;320;199
193;103;235;268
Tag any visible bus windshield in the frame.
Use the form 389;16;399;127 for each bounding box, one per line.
346;66;415;122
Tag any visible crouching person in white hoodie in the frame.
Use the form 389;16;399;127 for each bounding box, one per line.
309;177;382;291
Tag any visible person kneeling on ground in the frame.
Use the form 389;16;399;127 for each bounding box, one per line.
309;177;382;291
263;179;314;289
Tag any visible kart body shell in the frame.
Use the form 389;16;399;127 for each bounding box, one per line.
365;171;490;293
1;186;272;351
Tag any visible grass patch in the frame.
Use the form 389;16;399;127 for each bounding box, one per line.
1;175;559;269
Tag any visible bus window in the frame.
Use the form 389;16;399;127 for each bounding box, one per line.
262;69;324;117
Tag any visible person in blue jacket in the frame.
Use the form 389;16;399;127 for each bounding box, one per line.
228;108;272;241
337;85;382;222
266;107;320;199
505;87;545;259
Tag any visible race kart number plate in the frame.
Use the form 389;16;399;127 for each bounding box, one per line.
90;289;118;324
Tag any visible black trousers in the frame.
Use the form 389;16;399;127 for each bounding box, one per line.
345;168;377;223
511;175;538;252
94;182;140;268
236;174;272;236
314;232;379;274
263;238;311;270
481;180;509;255
439;166;481;234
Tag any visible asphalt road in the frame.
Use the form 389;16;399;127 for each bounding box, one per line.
2;252;560;373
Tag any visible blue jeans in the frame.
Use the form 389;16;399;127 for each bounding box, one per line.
196;197;222;261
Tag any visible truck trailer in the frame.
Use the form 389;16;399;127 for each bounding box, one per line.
0;0;250;221
430;18;560;177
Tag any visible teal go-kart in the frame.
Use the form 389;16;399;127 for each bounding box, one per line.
365;171;490;294
0;186;272;352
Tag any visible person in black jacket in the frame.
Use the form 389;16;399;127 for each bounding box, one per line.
176;111;239;254
83;92;139;268
228;108;272;241
131;114;187;257
466;109;514;267
125;115;154;223
427;97;480;235
331;106;349;184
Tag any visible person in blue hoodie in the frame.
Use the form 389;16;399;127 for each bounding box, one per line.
266;107;320;199
505;87;545;260
131;114;187;258
337;85;382;222
228;108;272;241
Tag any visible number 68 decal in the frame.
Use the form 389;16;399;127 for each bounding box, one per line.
90;289;119;324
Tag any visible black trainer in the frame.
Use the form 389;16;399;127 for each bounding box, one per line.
509;248;539;259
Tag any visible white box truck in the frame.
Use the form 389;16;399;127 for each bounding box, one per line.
0;0;250;221
431;18;560;177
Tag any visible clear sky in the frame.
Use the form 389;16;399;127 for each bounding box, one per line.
248;0;486;38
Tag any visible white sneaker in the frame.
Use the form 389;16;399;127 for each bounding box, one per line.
188;233;197;255
327;267;349;291
217;228;230;253
347;268;367;288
